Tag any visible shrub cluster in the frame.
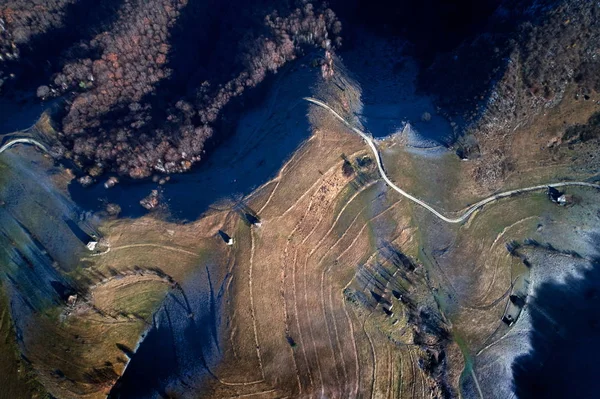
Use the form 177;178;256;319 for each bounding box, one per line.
519;0;600;100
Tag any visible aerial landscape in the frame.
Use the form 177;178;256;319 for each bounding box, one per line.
0;0;599;398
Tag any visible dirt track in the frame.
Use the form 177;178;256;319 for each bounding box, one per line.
0;138;48;155
304;97;600;223
2;105;598;225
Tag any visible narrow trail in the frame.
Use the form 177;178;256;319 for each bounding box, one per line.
103;243;198;257
248;230;266;379
285;201;316;391
471;368;485;399
343;284;361;399
304;97;600;224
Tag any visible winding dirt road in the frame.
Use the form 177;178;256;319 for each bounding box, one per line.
304;97;600;223
0;138;48;155
4;104;600;224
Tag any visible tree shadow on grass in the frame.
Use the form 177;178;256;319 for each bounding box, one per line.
108;264;226;398
512;234;600;398
67;67;316;222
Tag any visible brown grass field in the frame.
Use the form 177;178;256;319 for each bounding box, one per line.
1;55;599;399
55;103;454;397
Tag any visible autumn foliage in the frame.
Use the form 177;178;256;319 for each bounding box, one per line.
0;0;74;88
0;0;341;179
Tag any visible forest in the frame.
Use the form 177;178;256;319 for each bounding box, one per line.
3;0;595;180
0;0;341;178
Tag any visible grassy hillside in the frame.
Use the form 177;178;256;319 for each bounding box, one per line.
0;286;48;399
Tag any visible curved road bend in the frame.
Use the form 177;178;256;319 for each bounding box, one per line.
0;138;49;155
3;107;600;224
304;97;600;224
